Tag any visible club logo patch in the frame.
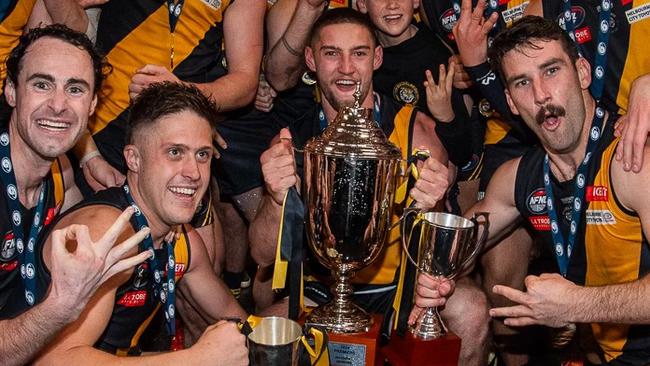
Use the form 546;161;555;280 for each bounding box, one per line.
440;8;459;33
393;81;419;105
556;6;586;30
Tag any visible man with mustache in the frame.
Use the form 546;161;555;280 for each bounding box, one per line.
417;16;650;364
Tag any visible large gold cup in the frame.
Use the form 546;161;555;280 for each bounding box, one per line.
302;88;401;333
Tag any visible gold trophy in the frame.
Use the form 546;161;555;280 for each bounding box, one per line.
302;83;401;335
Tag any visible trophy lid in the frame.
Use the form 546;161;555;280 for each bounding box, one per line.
304;83;401;160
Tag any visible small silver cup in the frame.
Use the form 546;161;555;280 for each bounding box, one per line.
401;211;488;339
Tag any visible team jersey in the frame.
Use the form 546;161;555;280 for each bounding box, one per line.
290;94;414;285
514;118;650;365
57;186;191;355
0;154;66;319
92;0;231;171
542;0;650;115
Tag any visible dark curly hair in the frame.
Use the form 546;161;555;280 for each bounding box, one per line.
488;16;579;84
126;82;221;145
310;8;378;47
5;24;109;94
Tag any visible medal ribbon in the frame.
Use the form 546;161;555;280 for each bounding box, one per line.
167;0;185;69
0;131;47;306
544;105;605;277
123;185;176;335
562;0;612;100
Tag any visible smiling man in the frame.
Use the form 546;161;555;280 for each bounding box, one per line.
34;82;248;365
0;24;154;366
417;16;650;365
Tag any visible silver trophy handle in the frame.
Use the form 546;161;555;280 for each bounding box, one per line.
400;207;424;270
452;212;490;280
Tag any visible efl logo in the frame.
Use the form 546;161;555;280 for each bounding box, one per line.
117;290;147;307
586;186;608;201
529;215;551;231
527;188;547;214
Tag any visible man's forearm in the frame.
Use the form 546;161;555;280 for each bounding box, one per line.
265;2;325;91
0;294;75;366
194;72;258;112
42;0;88;32
249;195;283;266
572;276;650;324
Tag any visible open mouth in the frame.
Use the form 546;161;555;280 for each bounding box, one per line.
335;79;358;92
168;186;197;199
36;119;71;131
383;14;403;22
535;104;566;131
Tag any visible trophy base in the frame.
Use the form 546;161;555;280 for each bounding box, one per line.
305;301;373;334
410;309;447;340
381;331;461;366
302;313;383;366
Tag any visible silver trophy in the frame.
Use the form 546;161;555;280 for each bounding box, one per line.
302;84;401;333
401;210;488;339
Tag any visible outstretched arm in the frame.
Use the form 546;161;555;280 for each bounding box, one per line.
491;146;650;327
0;207;149;366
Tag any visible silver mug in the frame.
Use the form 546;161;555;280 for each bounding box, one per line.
401;210;488;339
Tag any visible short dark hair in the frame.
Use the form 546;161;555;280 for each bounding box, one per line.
5;24;109;94
310;8;378;47
126;82;220;145
488;16;579;83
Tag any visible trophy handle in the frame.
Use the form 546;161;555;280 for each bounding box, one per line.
454;212;490;278
400;207;425;270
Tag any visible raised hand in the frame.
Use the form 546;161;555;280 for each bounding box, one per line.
424;63;456;123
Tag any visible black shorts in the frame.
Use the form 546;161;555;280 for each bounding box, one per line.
212;107;281;198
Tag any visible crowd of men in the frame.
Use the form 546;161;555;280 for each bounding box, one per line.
1;0;650;365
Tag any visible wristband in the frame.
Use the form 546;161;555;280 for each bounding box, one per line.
79;150;101;168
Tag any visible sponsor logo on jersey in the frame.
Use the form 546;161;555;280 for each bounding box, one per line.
575;26;593;44
44;207;57;226
527;188;547;214
328;0;348;8
529;215;551;231
0;260;17;272
1;232;15;261
501;2;529;24
586;185;608;201
393;81;419;105
585;209;616;225
200;0;221;9
440;8;459;33
621;0;633;6
117;290;148;307
556;6;586;30
626;3;650;24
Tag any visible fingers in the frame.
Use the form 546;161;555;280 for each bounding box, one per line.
481;12;499;34
136;64;165;75
410;157;449;209
489;304;533;319
279;127;292;141
492;284;529;305
460;0;473;19
96;207;136;255
101;248;153;284
408;306;424;325
471;0;488;23
51;224;89;258
445;62;455;92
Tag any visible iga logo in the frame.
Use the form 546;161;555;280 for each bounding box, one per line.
527;188;547;214
586;186;608;201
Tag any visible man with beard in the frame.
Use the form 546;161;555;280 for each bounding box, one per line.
35;83;248;365
0;25;152;365
422;16;650;365
251;8;491;366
